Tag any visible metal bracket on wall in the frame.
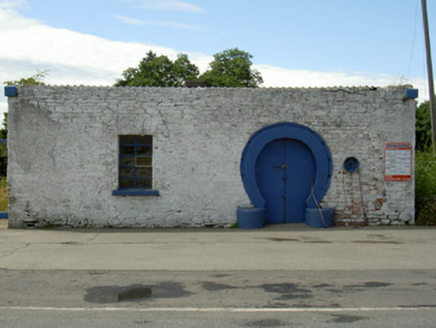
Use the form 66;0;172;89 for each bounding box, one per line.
4;86;17;97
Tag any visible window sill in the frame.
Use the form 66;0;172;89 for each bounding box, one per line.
112;189;160;197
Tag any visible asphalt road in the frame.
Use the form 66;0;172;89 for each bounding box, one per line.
2;307;436;328
1;269;436;327
1;223;436;327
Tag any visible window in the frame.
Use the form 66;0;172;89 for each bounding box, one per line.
112;135;159;196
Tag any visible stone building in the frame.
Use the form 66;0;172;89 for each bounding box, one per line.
5;85;417;228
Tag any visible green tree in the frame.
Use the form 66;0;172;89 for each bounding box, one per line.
115;51;199;87
0;113;7;179
416;101;432;152
415;99;436;225
415;150;436;225
4;71;47;86
0;113;7;140
200;48;263;88
173;54;201;86
116;48;263;88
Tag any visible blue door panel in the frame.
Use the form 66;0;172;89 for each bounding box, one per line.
255;138;316;224
285;139;316;223
255;139;285;224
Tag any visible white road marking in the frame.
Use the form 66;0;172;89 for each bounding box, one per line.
0;306;435;313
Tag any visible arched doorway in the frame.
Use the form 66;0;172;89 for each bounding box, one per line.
240;123;332;224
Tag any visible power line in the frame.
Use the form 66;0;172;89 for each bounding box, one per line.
407;0;419;77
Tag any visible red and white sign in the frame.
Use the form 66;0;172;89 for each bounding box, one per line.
384;142;412;181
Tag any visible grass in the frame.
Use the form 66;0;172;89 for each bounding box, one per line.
0;177;7;212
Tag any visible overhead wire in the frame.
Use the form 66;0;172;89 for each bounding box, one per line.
407;0;420;77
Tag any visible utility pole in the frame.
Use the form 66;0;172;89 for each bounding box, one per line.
421;0;436;153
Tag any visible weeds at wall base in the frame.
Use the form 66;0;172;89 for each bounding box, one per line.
0;177;7;213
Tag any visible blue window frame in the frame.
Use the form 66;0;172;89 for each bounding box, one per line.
118;135;153;190
113;135;159;196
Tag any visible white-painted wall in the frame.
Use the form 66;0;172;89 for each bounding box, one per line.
7;86;415;228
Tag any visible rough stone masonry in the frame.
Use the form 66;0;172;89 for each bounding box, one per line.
6;85;415;228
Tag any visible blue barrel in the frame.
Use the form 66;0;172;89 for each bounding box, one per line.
237;207;265;229
305;207;335;228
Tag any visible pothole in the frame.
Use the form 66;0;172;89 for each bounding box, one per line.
84;284;152;303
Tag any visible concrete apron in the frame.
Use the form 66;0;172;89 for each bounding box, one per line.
0;224;435;272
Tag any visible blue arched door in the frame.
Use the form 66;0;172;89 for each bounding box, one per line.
255;138;316;224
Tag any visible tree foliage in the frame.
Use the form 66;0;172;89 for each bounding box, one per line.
4;71;47;86
416;101;432;152
200;48;263;88
0;114;7;140
415;99;436;225
0;113;7;178
415;150;436;225
115;51;199;87
115;48;263;88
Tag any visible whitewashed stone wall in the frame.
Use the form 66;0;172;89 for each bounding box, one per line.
7;85;415;228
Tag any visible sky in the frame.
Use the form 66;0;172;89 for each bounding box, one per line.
1;0;435;115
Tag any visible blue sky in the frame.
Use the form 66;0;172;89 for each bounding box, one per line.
1;0;435;113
